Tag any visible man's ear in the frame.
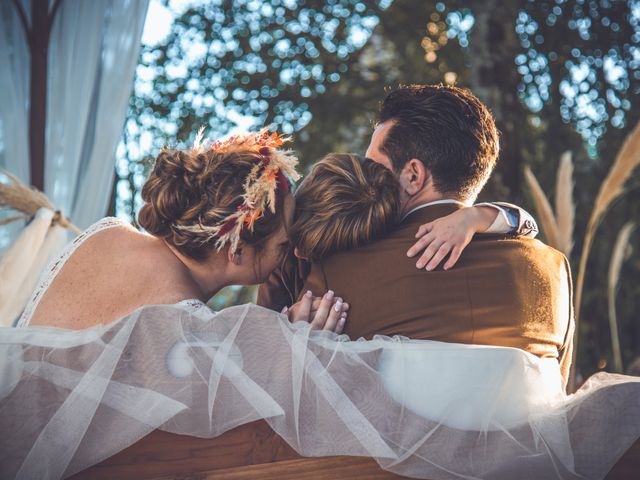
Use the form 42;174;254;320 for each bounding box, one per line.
398;159;430;196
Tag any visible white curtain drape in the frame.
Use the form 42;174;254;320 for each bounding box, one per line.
0;0;148;229
0;1;31;184
0;0;149;319
0;1;32;251
46;0;149;229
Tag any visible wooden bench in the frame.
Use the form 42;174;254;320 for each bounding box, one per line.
72;420;638;479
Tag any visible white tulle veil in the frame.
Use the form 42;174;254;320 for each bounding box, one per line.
1;303;639;479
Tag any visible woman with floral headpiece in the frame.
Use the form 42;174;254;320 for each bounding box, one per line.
15;129;350;331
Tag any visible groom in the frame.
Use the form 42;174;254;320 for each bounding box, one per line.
259;84;575;390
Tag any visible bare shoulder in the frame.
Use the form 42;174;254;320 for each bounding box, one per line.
76;221;139;256
29;223;196;329
61;222;145;276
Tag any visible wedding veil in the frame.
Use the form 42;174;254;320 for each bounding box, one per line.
1;303;638;479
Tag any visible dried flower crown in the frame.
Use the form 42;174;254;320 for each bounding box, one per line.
175;127;301;252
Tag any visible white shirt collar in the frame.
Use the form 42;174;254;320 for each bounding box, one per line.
401;199;469;221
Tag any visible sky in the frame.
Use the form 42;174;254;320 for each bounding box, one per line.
142;0;175;46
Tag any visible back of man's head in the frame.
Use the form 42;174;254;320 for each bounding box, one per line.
379;84;499;201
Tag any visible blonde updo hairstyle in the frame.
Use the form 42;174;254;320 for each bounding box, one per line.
138;148;289;261
291;153;400;261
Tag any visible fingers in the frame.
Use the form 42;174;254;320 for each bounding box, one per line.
310;290;334;329
443;245;462;270
409;210;477;271
290;290;313;323
309;291;349;333
407;231;436;258
308;296;322;319
336;302;348;333
424;242;452;271
415;236;444;268
415;222;433;239
327;300;348;333
286;290;348;333
335;313;347;334
321;296;343;332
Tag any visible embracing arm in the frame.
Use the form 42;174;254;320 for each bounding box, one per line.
476;202;539;238
407;202;539;270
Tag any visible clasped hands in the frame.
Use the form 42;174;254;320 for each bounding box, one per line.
283;289;349;334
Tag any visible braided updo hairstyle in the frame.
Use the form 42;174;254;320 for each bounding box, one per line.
138;148;289;261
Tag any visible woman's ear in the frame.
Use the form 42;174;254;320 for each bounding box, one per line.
399;159;430;196
227;244;243;265
293;247;308;260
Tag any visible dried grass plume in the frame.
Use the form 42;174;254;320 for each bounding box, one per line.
524;166;561;249
569;120;640;391
0;168;80;233
607;222;634;373
555;152;575;256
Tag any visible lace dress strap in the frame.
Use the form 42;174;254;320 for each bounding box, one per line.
16;217;131;328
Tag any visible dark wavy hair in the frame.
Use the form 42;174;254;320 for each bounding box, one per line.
379;84;499;200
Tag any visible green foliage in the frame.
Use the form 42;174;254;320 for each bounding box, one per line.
133;0;385;143
208;285;258;310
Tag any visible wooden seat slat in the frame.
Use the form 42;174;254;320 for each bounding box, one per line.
72;420;639;480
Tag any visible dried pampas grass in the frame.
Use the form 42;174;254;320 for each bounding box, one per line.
555;152;575;256
524;166;561;249
0;169;54;221
523;151;575;257
0;168;80;233
591;122;640;223
607;222;634;373
524;122;640;391
568;120;640;391
574;121;640;336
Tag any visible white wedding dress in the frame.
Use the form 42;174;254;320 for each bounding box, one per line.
2;218;639;480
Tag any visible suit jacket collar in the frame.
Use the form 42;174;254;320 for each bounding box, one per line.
401;201;466;227
402;199;468;220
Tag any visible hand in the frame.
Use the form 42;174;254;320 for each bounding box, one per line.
406;206;498;271
283;290;349;333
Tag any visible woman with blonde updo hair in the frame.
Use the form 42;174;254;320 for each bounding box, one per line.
291;153;401;262
16;131;348;331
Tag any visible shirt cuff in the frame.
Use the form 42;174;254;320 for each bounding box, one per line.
474;203;518;234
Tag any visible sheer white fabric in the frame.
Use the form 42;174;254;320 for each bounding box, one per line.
1;303;638;480
0;1;31;250
46;0;149;229
0;0;147;247
0;209;68;326
0;1;30;185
